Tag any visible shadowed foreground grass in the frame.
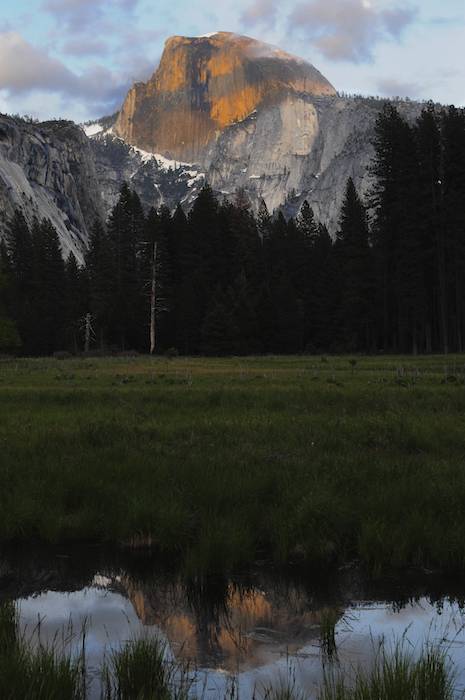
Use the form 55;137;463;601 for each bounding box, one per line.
319;644;454;700
102;637;189;700
1;354;465;572
0;601;83;700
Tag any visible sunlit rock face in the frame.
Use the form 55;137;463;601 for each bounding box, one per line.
110;32;424;233
114;32;336;164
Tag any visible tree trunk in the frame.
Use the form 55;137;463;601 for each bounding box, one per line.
84;313;91;353
437;167;449;354
150;241;158;355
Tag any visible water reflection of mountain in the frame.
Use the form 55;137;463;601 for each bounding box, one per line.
3;543;465;675
118;575;341;671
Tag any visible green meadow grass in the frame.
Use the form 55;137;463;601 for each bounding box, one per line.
1;354;465;573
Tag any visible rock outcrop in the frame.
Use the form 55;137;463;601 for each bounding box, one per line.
114;32;336;163
0;115;104;263
111;33;421;232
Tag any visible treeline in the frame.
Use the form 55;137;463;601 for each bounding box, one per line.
372;103;465;353
0;101;464;356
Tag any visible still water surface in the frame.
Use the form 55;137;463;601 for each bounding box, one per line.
2;547;465;698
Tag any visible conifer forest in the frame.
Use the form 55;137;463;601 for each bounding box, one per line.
1;102;465;358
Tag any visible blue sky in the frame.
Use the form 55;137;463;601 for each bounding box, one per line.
0;0;464;122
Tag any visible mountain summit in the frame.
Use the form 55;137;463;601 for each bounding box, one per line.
0;33;422;257
114;32;336;162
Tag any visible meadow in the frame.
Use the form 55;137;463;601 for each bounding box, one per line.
1;354;465;574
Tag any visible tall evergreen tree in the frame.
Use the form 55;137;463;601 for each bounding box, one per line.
415;104;443;352
370;104;422;352
0;245;20;353
441;106;465;352
7;210;34;349
29;219;66;354
64;253;87;353
107;184;145;349
334;179;374;351
295;201;320;349
85;219;113;350
186;185;221;352
309;224;337;351
201;287;236;355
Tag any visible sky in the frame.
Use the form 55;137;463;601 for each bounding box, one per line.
0;0;464;123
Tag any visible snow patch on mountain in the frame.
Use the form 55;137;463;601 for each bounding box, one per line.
83;123;104;137
88;128;206;219
130;145;193;171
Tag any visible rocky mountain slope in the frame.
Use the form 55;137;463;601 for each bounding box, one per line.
0;32;425;258
0;115;104;262
87;122;206;215
106;32;422;230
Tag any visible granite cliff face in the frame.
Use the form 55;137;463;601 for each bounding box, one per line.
0;33;424;259
110;33;421;232
0;115;104;262
114;32;336;163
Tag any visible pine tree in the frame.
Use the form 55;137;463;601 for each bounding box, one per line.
107;184;146;349
308;224;337;351
227;194;264;295
415;104;443;352
201;288;236;355
0;245;20;353
6;210;33;349
229;270;260;354
257;199;272;250
295;201;320;350
370;104;421;352
64;253;87;353
170;204;199;353
441;106;465;352
255;284;275;353
29;219;66;354
334;179;374;351
186;185;221;352
143;206;175;352
85;219;113;350
269;212;290;286
272;275;303;353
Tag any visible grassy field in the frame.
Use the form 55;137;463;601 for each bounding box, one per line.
1;354;465;573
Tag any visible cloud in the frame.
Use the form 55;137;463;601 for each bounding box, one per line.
42;0;139;32
288;0;417;63
0;32;75;94
376;77;423;99
240;0;278;30
377;67;462;103
61;37;110;57
0;31;136;115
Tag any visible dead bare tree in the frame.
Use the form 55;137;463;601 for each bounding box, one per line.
80;313;95;353
150;241;158;355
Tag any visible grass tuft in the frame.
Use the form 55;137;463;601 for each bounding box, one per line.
319;641;454;700
0;600;84;700
102;636;190;700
